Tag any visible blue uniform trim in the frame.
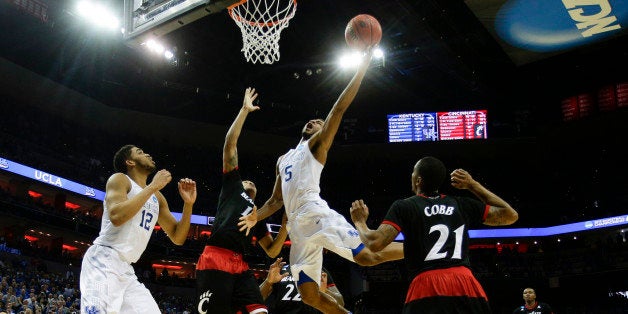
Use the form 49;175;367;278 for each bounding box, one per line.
352;243;365;256
297;270;315;285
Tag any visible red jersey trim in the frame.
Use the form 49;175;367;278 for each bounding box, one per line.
482;205;490;221
223;166;239;174
525;301;538;310
382;220;401;232
246;304;268;313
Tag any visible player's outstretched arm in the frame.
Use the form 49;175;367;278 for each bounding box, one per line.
309;49;373;162
157;178;197;245
223;87;260;173
450;169;518;226
350;199;400;252
257;212;289;258
260;257;289;300
108;170;171;227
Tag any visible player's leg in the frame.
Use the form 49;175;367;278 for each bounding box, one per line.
232;270;268;314
289;240;349;314
119;278;160;314
80;245;126;314
196;270;236;314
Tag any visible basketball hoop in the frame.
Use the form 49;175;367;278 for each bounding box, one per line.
228;0;297;64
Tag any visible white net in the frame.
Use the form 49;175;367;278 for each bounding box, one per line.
228;0;297;64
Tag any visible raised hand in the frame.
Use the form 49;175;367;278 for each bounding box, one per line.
266;257;289;284
242;87;260;113
450;169;476;190
238;205;258;236
177;178;197;204
149;169;172;191
350;199;370;224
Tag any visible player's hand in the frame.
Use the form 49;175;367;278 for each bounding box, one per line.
450;169;476;190
149;169;172;191
319;272;328;293
238;205;258;236
242;87;260;113
266;257;289;284
350;199;370;224
177;178;197;204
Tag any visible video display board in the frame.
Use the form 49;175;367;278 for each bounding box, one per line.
388;110;487;142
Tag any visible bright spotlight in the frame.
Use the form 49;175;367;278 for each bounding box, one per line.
75;0;120;30
338;51;363;69
76;1;92;17
373;48;384;59
154;44;165;54
146;40;158;50
164;50;174;59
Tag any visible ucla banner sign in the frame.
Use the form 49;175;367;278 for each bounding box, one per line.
0;156;105;200
465;0;628;64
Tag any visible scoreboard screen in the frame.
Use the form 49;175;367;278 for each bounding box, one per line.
388;110;487;142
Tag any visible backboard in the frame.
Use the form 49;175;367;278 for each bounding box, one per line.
123;0;238;47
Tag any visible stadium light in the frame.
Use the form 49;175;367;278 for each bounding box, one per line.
75;0;120;30
338;51;363;69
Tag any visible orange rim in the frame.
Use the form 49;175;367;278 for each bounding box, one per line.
228;0;297;27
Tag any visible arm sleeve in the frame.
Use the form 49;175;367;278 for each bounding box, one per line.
220;169;243;202
457;196;487;228
382;200;404;232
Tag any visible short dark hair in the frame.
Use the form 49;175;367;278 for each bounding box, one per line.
415;156;447;194
113;145;135;173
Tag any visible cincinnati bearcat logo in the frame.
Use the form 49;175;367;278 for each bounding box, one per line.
197;290;214;314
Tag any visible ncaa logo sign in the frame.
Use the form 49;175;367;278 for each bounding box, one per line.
495;0;627;52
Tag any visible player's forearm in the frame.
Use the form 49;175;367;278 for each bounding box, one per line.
467;181;511;209
225;109;250;148
266;227;288;258
109;186;159;227
257;198;283;221
354;221;386;252
332;62;369;114
170;202;193;245
259;280;273;300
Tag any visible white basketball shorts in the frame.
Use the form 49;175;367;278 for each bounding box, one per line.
288;201;363;286
80;244;160;314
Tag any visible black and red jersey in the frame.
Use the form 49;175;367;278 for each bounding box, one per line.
512;302;553;314
383;194;489;279
206;169;268;254
265;266;336;314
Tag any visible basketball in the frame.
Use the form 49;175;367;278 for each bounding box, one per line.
344;14;382;50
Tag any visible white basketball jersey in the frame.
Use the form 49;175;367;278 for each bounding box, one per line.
93;175;159;263
278;140;325;218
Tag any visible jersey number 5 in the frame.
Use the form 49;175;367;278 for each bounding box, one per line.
284;165;293;182
424;224;465;261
